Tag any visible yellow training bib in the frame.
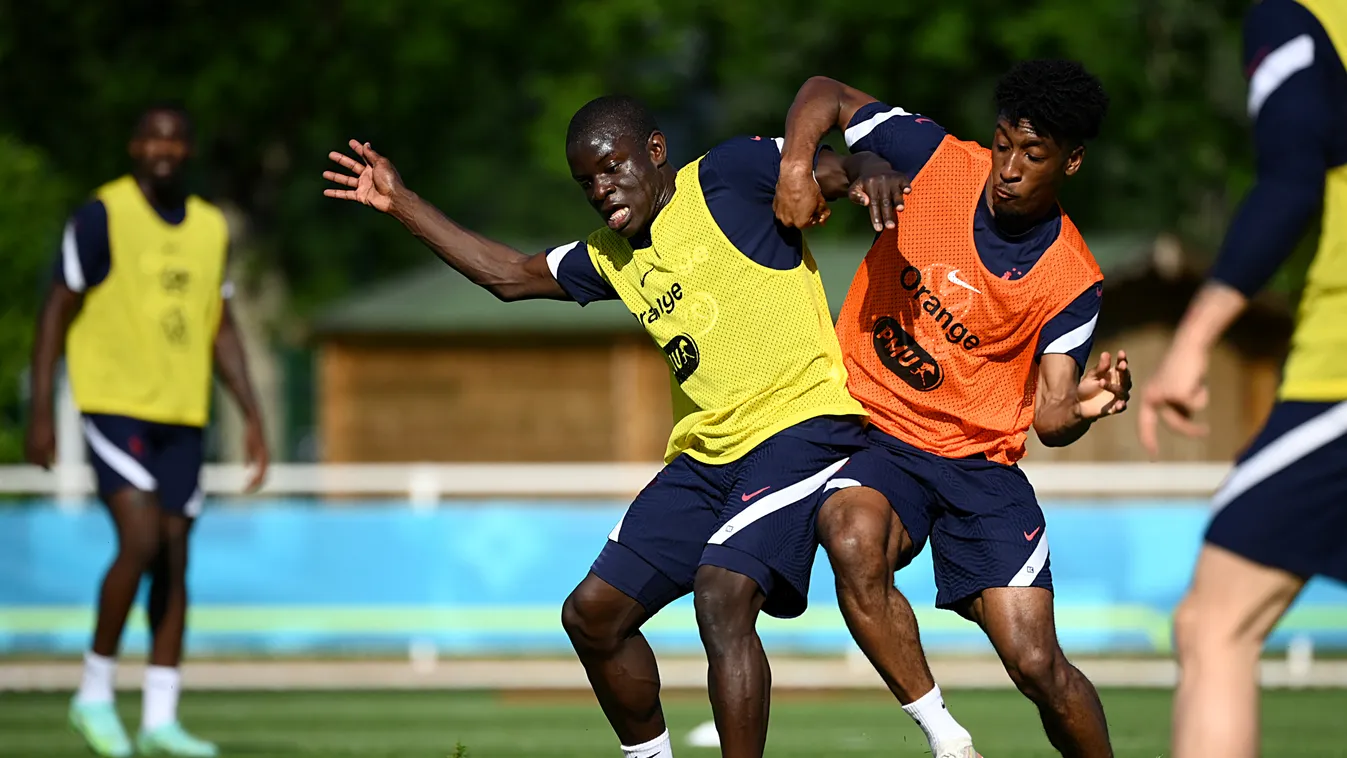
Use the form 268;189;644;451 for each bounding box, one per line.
585;158;863;464
66;176;229;426
1280;0;1347;400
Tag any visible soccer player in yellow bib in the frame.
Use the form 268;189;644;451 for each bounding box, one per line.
1138;1;1347;756
26;105;269;758
324;96;975;758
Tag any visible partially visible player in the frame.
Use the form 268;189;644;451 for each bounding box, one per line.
1137;1;1347;756
323;96;975;758
26;105;269;757
775;62;1127;757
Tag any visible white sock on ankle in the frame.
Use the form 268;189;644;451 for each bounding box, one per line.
76;652;116;705
620;728;674;758
142;666;181;731
902;684;972;755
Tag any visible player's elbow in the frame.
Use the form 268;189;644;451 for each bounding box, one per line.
1036;427;1071;448
484;283;526;303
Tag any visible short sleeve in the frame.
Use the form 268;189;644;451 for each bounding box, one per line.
545;240;618;305
844;101;948;179
699;136;787;206
54;200;111;292
1036;283;1102;373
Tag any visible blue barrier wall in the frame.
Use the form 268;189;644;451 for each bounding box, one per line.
2;499;1345;656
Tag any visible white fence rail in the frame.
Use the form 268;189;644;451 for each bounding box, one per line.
0;462;1231;503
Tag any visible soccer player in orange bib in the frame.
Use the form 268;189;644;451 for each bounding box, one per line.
775;61;1131;757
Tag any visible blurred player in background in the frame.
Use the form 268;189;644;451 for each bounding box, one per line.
323;96;976;758
775;61;1127;757
26;105;269;758
1138;0;1347;755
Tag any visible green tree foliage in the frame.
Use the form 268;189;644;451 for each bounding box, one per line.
0;0;1282;460
0;137;75;460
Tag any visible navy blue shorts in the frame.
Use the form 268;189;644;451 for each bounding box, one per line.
1206;401;1347;583
826;427;1049;609
591;417;865;619
82;414;205;516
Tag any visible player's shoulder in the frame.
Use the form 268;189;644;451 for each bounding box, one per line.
844;100;947;145
700;135;784;169
1056;214;1103;275
584;226;634;265
186;193;228;227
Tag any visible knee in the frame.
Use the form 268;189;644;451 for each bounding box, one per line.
1172;591;1258;665
693;569;759;652
1003;643;1069;700
561;582;629;656
118;529;162;568
820;490;902;587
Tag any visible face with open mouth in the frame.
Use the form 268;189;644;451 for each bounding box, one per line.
568;132;664;239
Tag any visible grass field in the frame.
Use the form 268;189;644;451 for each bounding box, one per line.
3;688;1347;757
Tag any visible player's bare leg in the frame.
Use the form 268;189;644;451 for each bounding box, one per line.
962;587;1111;757
561;573;669;750
147;514;193;668
693;566;770;758
817;487;975;756
90;489;163;659
1171;544;1302;758
818;487;933;700
70;488;161;757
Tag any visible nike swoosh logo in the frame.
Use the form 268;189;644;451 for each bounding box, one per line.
947;269;981;294
1024;526;1042;541
741;486;771;502
640;264;655;287
915;117;934;125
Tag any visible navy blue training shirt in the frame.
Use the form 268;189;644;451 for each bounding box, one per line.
1208;0;1347;296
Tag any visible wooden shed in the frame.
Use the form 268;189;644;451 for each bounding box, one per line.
312;237;1294;463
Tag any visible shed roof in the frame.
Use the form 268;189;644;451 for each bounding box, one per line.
312;234;1156;336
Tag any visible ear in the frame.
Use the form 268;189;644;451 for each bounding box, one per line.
647;130;667;168
1063;144;1085;177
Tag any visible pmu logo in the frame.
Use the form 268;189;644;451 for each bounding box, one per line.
872;317;943;391
663;333;700;383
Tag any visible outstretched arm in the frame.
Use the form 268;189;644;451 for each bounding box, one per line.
1035;351;1131;447
325;140;566;302
214;300;268;493
25;282;82;468
775;77;880;227
1138;2;1332;456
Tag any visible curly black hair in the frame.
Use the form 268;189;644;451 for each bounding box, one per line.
994;60;1109;147
566;95;660;152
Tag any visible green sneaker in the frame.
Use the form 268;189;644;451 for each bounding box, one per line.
68;700;133;758
137;722;219;757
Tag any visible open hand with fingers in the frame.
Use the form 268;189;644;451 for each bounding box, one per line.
1138;344;1210;458
847;158;911;233
324;139;407;214
1077;350;1132;420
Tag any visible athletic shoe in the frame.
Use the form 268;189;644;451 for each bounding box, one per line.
68;700;133;758
137;722;220;757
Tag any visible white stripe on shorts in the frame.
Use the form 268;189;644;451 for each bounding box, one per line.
183;487;205;518
1212;400;1347;511
707;458;850;546
83;418;157;491
1008;530;1049;588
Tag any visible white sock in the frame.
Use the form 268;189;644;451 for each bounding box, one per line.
142;666;181;731
901;685;972;755
621;729;674;758
76;652;116;704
